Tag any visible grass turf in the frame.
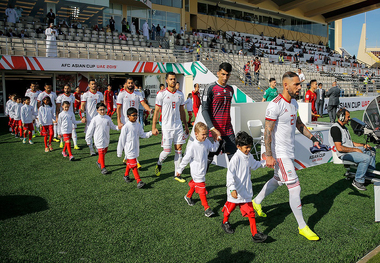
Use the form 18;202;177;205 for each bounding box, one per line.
1;111;380;263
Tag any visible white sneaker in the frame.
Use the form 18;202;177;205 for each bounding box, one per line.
90;149;96;156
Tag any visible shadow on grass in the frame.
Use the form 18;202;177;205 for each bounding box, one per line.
0;195;48;220
207;248;255;263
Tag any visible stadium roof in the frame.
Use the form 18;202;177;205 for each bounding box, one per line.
213;0;380;23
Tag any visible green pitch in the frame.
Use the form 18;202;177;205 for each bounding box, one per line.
0;111;379;263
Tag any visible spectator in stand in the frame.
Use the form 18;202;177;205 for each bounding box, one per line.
109;16;115;32
18;30;28;38
46;9;55;25
180;27;184;35
131;22;136;35
6;28;15;37
161;26;167;37
36;26;44;34
122;18;127;32
192;83;201;120
156;24;161;37
221;45;226;53
262;78;278;102
119;33;127;40
243;61;251;85
5;4;18;24
143;21;149;41
253;57;261;86
278;52;284;64
151;24;156;41
297;68;305;86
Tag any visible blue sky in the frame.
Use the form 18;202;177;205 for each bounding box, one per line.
342;8;380;56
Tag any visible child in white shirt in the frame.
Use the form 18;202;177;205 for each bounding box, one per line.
21;96;37;144
11;96;23;138
38;96;56;152
176;122;219;217
57;101;83;161
5;94;15;132
117;107;153;189
221;131;268;243
85;103;119;175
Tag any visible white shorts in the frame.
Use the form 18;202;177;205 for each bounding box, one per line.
161;128;186;148
274;157;298;185
84;115;93;133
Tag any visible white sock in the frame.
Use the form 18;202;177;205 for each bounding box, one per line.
254;177;281;204
158;148;171;165
53;123;57;137
72;128;77;146
89;144;94;151
174;150;182;176
288;182;306;229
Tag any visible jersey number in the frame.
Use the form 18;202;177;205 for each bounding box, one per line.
130;101;135;107
290;114;296;125
172;102;176;109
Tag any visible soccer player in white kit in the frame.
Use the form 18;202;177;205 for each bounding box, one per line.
116;77;152;130
152;72;190;182
37;83;58;141
56;84;79;150
25;82;41;135
116;77;152;168
80;79;104;156
252;71;321;241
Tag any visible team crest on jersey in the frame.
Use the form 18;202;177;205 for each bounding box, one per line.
285;109;288;112
266;110;271;116
287;170;292;174
217;92;221;96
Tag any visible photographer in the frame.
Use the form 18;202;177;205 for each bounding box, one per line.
328;108;376;191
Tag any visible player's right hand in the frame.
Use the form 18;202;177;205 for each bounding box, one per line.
231;190;238;199
210;128;222;141
265;155;276;169
152;128;159;135
117;122;123;130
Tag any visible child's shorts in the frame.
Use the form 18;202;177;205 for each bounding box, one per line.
41;125;53;136
188;179;208;195
126;158;137;169
23;123;34;131
222;201;255;218
63;133;72;141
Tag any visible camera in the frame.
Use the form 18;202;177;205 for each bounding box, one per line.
351;117;380;144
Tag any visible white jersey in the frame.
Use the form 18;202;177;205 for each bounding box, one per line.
117;120;152;159
155;88;185;131
5;99;13;116
177;138;219;182
57;111;81;135
38;105;56;126
37;91;57;110
184;98;193;112
25;90;41;113
85;114;118;149
226;149;265;203
56;93;76;113
298;73;305;83
265;94;298;159
116;89;144;124
82;90;104;119
12;103;23;120
21;104;36;124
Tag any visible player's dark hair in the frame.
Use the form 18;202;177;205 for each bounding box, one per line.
14;95;20;100
89;79;96;83
166;72;176;79
134;80;140;87
62;101;70;106
235;131;253;147
318;83;323;87
23;96;30;102
44;82;52;87
160;84;165;88
125;77;134;83
310;79;317;85
282;71;298;81
42;96;52;107
127;107;138;116
219;62;232;73
96;102;106;109
193;83;198;87
269;78;276;82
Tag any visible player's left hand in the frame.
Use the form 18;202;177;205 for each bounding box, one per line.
185;127;189;135
81;118;86;123
231;190;238;199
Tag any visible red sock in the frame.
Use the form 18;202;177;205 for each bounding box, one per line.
29;131;32;140
248;217;258;236
44;136;48;148
66;142;73;157
199;194;209;210
125;166;130;176
49;135;52;144
63;143;67;152
131;167;141;183
223;215;229;224
98;152;105;169
187;187;195;198
19;127;22;137
24;131;27;139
